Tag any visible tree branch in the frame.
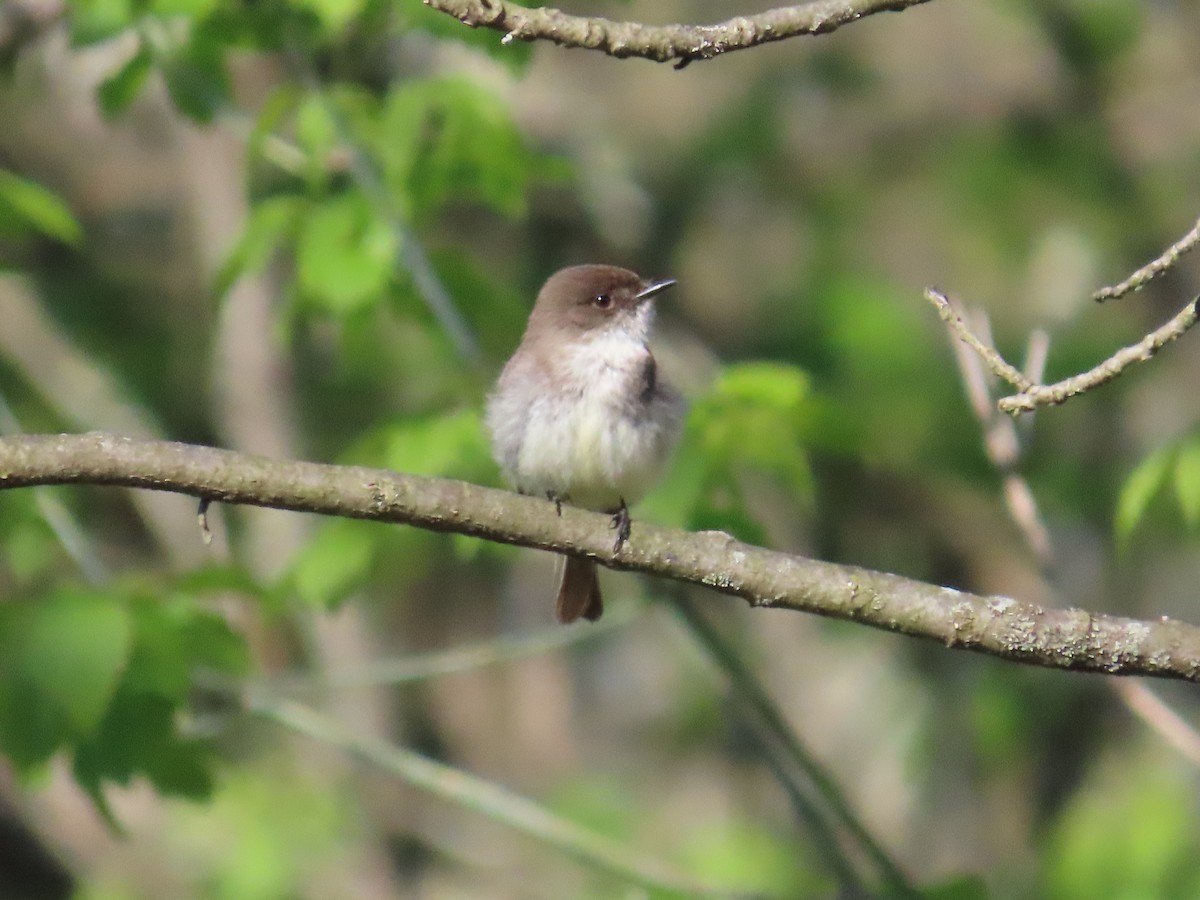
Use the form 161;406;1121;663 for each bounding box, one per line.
3;432;1200;682
926;214;1200;414
423;0;934;67
1093;216;1200;302
926;288;1200;414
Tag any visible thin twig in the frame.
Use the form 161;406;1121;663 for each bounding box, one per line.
999;296;1200;413
6;433;1200;682
949;323;1200;771
1094;217;1200;302
928;286;1200;416
926;289;1033;392
1112;680;1200;769
668;593;915;897
424;0;933;67
268;603;640;691
251;696;745;897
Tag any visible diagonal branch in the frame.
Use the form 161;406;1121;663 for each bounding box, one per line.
1093;216;1200;302
423;0;934;67
252;696;735;897
927;214;1200;414
3;432;1200;682
926;288;1200;414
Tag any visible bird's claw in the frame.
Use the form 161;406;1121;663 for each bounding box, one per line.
610;498;631;554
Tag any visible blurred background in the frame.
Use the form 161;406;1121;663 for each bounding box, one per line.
1;0;1200;896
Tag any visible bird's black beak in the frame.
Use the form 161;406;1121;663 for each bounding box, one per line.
635;278;677;302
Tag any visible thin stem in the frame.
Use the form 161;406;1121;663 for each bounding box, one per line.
268;603;641;691
250;695;750;898
668;593;916;897
1094;216;1200;302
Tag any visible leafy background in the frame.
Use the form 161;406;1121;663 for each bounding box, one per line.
2;0;1200;896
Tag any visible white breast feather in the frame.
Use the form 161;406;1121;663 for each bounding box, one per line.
507;329;668;511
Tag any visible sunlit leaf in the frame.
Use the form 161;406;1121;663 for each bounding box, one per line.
98;46;154;118
378;409;490;478
291;519;377;607
0;589;131;767
68;0;137;46
296;192;396;314
161;31;230;123
0;169;82;245
215;194;304;299
292;0;363;32
382;76;534;220
1115;444;1174;542
1172;437;1200;528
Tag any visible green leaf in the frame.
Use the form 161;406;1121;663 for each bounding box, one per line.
1115;444;1175;542
4;519;58;585
0;589;132;768
291;519;377;607
291;0;364;32
676;821;826;896
151;0;220;16
0;169;83;245
382;76;534;220
215;194;304;299
123;595;248;700
377;409;490;478
161;32;230;123
73;689;214;801
922;876;991;900
296;192;396;314
68;0;137;46
98;46;154;118
1172;437;1200;528
294;91;339;185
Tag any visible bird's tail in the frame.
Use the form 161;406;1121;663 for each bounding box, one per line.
556;556;603;624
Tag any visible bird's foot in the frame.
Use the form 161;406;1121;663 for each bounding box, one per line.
546;491;568;516
610;498;631;554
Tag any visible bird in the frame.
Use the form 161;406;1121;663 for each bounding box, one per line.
485;264;685;623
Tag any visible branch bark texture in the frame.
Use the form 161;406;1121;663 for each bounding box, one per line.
3;432;1199;683
424;0;933;66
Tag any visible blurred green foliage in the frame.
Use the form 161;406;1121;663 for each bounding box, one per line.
0;0;1198;896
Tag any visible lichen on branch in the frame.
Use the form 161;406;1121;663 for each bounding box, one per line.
423;0;934;66
3;432;1200;683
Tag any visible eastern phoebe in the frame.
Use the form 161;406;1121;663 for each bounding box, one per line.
486;264;685;624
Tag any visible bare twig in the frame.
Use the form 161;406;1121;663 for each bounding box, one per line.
251;696;740;897
5;433;1200;682
268;604;640;691
196;496;213;545
424;0;934;67
948;320;1200;770
943;314;1052;561
669;593;914;896
1112;680;1200;769
927;288;1200;415
932;215;1200;413
1094;217;1200;302
926;289;1033;392
1000;296;1200;413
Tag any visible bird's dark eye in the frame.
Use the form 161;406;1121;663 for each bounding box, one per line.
592;293;613;309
